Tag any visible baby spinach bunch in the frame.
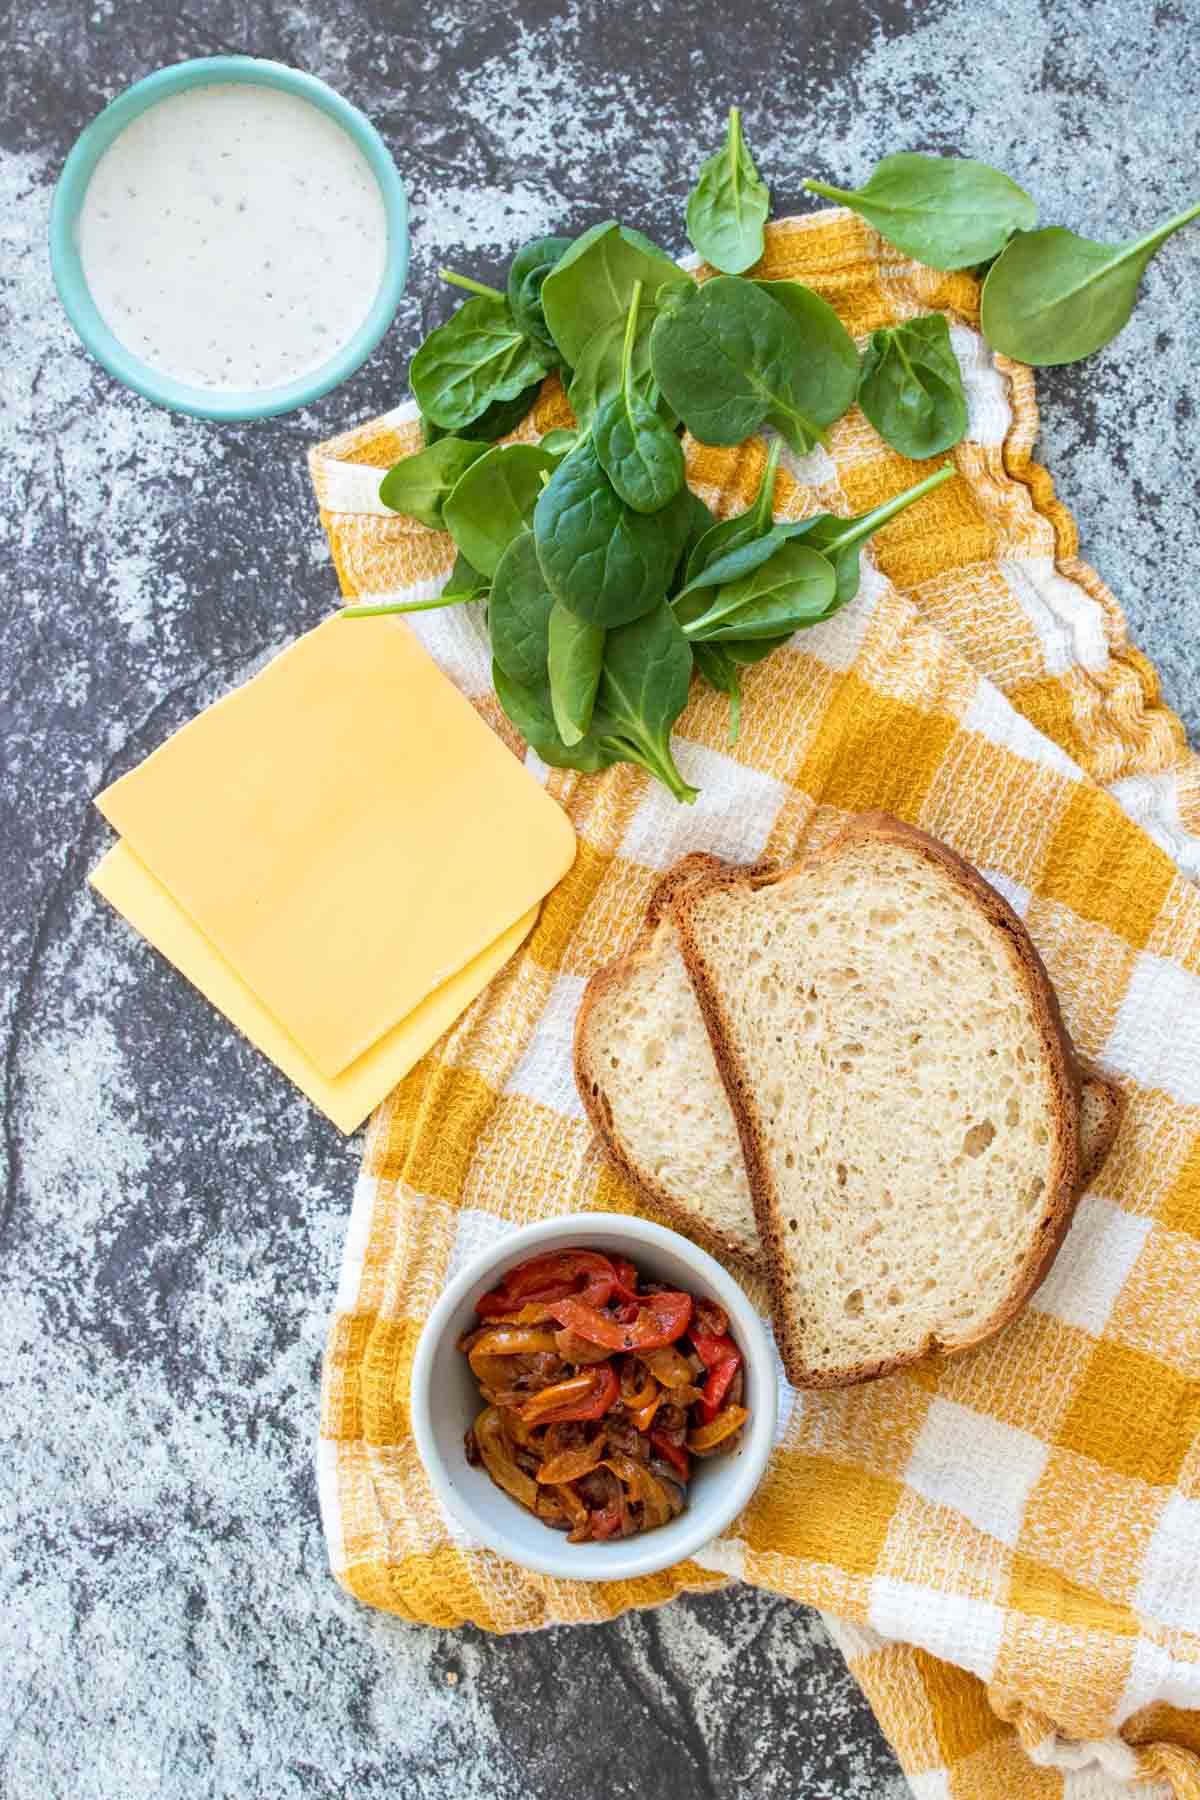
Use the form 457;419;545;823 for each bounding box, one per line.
353;120;981;799
805;151;1200;367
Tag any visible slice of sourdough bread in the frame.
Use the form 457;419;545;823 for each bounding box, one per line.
578;851;1116;1288
575;854;761;1266
673;815;1081;1387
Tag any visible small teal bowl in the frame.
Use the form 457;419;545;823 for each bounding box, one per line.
50;56;409;421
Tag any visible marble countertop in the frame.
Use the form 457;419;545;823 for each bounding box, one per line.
4;2;1198;1795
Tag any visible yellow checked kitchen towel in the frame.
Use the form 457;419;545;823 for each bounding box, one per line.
311;214;1200;1800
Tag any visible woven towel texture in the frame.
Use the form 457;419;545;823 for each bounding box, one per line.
310;212;1200;1800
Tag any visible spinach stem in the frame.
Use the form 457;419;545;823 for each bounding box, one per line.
438;268;505;302
753;438;783;528
1135;196;1200;253
802;178;855;206
341;594;472;619
817;461;955;555
621;280;643;394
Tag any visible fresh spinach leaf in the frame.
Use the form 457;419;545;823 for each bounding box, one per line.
683;437;781;586
378;437;490;528
783;461;955;605
544;223;689;428
675;528;789;605
488;530;554;690
857;314;967;458
492;661;618;773
547;601;605;745
421;380;544;447
591;603;699;803
722;634;792;664
649;276;850;455
681;540;837;641
411;295;557;431
443;442;559;577
752;279;859;430
804;153;1038;271
686;106;770;275
980;200;1200;364
533;440;692;627
507;235;573;355
692;643;743;745
567;321;675;433
539;428;581;455
677;489;717;574
592;281;686;513
541;222;688;367
442;552;489;603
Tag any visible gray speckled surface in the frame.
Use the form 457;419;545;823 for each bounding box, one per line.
3;2;1198;1795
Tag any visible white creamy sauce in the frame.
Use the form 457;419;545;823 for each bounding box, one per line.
78;82;388;391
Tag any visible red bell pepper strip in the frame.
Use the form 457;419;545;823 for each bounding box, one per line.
611;1257;640;1304
477;1251;616;1318
698;1352;741;1424
690;1327;740;1371
520;1360;619;1425
650;1429;690;1482
549;1289;692;1351
693;1296;729;1339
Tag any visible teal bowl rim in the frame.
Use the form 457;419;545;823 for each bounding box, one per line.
49;56;409;421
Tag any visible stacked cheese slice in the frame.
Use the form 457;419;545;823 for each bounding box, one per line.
92;617;576;1131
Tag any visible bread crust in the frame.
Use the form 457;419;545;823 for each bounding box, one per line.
574;854;768;1272
1078;1061;1123;1187
672;812;1082;1389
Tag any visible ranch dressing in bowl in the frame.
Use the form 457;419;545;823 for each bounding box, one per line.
77;82;388;392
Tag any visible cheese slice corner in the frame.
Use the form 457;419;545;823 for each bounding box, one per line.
91;841;537;1135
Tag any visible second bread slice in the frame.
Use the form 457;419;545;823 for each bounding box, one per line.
674;814;1081;1386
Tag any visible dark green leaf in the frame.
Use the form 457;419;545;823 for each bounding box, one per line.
420;380;543;447
682;539;837;641
592;391;684;512
541;222;689;367
378;438;490;527
649;275;850;455
782;462;956;606
532;440;691;627
692;643;743;745
492;661;618;773
544;223;689;428
686;106;770;275
488;531;554;690
547;601;605;745
980;200;1200;364
442;552;489;603
592;603;699;803
677;489;717;571
538;428;580;456
723;634;791;665
751;279;860;431
566;321;676;433
683;438;782;586
507;235;573;353
675;527;789;605
411;295;556;431
857;315;967;459
443;442;559;577
804;153;1038;271
592;282;686;513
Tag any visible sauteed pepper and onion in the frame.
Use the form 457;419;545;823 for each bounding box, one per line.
459;1248;750;1541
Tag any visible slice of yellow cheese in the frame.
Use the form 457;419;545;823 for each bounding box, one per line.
95;616;575;1078
91;842;538;1134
